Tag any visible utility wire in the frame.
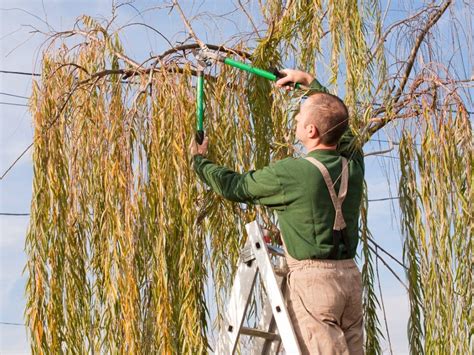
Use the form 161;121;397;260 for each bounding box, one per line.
0;92;29;100
0;321;25;327
0;196;400;216
369;154;401;160
368;196;400;202
0;69;40;76
0;142;33;180
0;213;30;216
0;69;137;85
0;101;28;107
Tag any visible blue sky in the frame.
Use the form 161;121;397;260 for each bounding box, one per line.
2;0;471;354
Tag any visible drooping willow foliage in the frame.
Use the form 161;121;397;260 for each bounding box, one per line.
398;77;472;354
24;0;472;353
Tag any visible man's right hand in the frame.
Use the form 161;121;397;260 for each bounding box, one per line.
275;69;314;90
189;137;209;157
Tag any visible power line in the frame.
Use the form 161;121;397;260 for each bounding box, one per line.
0;69;40;76
1;86;77;180
1;69;472;113
0;92;29;100
368;197;400;202
368;154;401;160
0;101;28;107
0;196;400;215
0;321;25;327
0;142;33;180
0;213;30;216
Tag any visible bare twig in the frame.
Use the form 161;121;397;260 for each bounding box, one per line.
376;250;394;355
369;0;453;136
172;0;207;50
237;0;261;38
367;236;406;269
117;22;174;48
367;243;409;291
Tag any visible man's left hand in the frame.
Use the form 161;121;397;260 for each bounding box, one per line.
189;136;209;156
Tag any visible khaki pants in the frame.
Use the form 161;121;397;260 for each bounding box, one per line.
285;257;364;355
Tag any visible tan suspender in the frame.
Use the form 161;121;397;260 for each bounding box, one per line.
304;156;349;258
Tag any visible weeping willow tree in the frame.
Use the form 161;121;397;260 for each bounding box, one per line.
23;0;472;353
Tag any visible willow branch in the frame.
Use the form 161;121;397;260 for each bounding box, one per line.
367;243;409;291
238;0;261;38
172;0;207;49
367;236;407;269
392;0;452;104
369;0;452;136
156;43;251;61
375;254;394;355
0;62;218;180
117;22;174;49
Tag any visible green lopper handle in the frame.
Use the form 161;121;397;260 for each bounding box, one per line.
196;71;204;144
223;58;301;89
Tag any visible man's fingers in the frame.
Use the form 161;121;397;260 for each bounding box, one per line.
201;137;209;152
276;68;292;84
276;76;293;87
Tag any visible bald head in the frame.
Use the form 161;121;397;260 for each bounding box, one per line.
301;93;349;145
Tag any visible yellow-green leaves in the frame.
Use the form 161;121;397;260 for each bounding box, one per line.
25;2;471;354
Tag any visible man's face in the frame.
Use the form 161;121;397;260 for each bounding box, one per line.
294;110;306;144
295;100;314;144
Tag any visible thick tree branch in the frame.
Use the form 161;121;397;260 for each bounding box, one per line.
155;43;251;61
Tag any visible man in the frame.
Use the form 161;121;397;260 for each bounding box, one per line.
190;69;364;355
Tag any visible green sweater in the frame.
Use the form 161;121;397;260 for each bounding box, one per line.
193;81;364;260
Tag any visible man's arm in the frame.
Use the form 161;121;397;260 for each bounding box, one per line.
189;137;287;208
192;154;287;209
337;128;364;166
275;69;328;94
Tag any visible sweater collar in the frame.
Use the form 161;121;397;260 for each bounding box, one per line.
306;149;340;157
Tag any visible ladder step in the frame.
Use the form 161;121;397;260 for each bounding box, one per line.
217;221;301;354
240;327;281;341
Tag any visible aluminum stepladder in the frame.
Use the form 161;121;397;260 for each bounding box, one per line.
216;221;301;355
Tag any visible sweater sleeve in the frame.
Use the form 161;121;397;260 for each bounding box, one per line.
307;78;329;93
337;128;364;172
193;155;288;210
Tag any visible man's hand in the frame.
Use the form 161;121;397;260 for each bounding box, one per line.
275;69;314;91
262;228;283;245
189;136;209;156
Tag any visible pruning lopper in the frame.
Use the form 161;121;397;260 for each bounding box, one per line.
193;48;315;144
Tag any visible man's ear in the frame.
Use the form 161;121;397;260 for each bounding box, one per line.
307;124;319;138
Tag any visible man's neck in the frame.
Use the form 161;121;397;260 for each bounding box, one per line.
305;141;337;152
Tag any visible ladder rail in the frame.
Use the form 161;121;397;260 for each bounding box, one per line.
217;221;301;355
217;246;259;354
246;222;301;355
